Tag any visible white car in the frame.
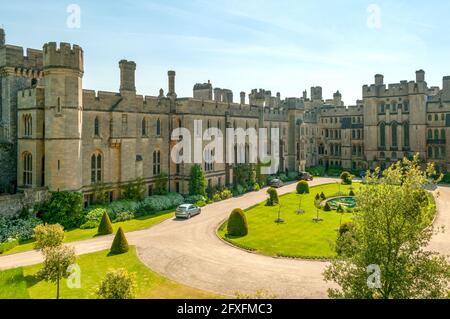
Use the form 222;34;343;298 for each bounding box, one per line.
175;204;201;219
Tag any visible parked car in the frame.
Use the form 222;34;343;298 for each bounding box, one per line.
175;204;201;219
298;171;313;181
269;178;283;188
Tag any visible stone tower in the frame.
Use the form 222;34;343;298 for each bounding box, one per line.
43;42;84;191
119;60;136;95
0;28;5;46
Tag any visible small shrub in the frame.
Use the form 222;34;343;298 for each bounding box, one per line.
34;224;65;250
113;212;134;223
185;195;206;204
296;181;309;194
212;193;222;202
287;171;298;181
220;189;233;200
227;208;248;237
196;200;206;207
0;238;19;254
154;173;169;195
121;178;146;201
80;207;106;229
320;192;326;200
266;187;279;206
340;171;353;185
253;183;260;191
324;202;332;212
97;268;136;299
98;212;114;235
189;164;207;196
315;193;321;201
110;227;129;255
278;173;288;182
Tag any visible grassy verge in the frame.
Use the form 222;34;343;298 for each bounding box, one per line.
3;210;174;256
0;246;221;299
218;183;360;258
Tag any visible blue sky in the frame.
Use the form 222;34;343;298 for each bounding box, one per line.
1;0;449;104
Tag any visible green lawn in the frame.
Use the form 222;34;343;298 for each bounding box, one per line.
0;246;220;299
218;183;361;258
3;210;174;256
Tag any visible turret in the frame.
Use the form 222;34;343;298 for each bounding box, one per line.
375;74;384;86
42;42;84;191
119;60;136;95
193;80;213;100
0;28;5;46
240;91;246;104
443;76;450;101
167;70;176;98
416;69;425;83
311;86;322;100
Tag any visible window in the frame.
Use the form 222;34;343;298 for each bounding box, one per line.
404;123;410;147
122;114;128;135
392;122;398;147
441;129;446;140
435;114;439;121
153;150;161;175
23;152;32;186
428;129;433;139
91;153;102;184
380;104;385;113
428;146;433;158
379;123;386;147
94;117;100;136
434;129;439;140
57;97;62;113
142;118;147;136
156;119;161;136
404;102;409;112
23;114;32;137
428;114;432;121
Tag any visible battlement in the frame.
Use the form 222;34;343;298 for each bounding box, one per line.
363;71;429;98
0;45;43;70
43;42;83;72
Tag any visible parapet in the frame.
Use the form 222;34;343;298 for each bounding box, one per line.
0;45;43;69
17;87;45;109
43;42;84;72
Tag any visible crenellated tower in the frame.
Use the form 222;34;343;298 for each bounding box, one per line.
42;42;84;191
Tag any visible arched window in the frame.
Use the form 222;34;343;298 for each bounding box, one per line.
391;122;398;147
428;129;433;140
23;152;32;186
156;119;161;136
441;129;446;141
403;123;410;147
141;118;147;136
428;146;433;158
153;150;161;175
379;123;386;147
23;114;32;137
94;117;100;136
434;129;439;140
91;153;102;184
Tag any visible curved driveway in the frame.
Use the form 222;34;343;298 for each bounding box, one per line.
1;179;449;298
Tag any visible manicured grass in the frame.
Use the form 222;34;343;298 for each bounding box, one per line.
3;210;174;256
218;183;361;258
0;246;220;299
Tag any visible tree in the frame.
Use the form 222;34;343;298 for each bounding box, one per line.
40;192;84;229
34;224;64;250
296;181;309;194
189;164;206;196
97;268;136;299
324;155;450;299
154;173;169;195
97;211;114;235
227;208;248;237
110;227;129;255
340;171;354;185
37;245;76;299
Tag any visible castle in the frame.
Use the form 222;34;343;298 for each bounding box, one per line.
0;28;449;207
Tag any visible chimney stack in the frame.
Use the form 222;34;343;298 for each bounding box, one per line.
0;28;5;46
119;60;136;95
167;70;176;97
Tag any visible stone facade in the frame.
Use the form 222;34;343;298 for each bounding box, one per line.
0;28;449;208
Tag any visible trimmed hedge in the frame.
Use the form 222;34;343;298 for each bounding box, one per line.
296;181;310;194
0;238;19;254
0;216;42;244
266;187;279;206
98;212;114;235
110;227;129;255
137;193;184;215
227;208;248;237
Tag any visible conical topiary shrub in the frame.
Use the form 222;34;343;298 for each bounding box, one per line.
97;212;114;235
227;208;248;237
324;202;332;212
349;189;355;196
110;227;129;255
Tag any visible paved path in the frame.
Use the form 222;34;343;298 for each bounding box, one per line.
1;178;449;298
